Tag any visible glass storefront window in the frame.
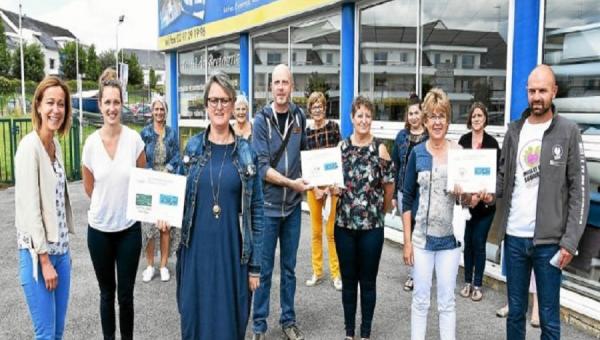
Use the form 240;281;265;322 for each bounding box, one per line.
544;0;600;292
179;48;206;119
252;28;289;114
207;39;240;92
359;0;418;122
291;14;342;119
421;0;508;125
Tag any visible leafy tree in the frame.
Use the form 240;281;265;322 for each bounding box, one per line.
98;49;116;74
11;43;45;82
304;72;330;99
149;67;157;89
86;44;100;81
124;52;143;86
0;19;11;77
59;41;87;80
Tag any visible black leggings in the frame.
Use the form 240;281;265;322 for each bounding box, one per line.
335;227;384;338
88;223;142;340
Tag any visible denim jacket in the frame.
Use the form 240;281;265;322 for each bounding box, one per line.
140;124;181;173
391;128;428;199
178;125;264;275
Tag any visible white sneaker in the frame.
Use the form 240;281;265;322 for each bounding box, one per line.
142;266;155;282
160;267;170;282
333;278;343;291
305;274;323;286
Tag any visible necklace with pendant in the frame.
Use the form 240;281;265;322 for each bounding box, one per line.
209;143;229;219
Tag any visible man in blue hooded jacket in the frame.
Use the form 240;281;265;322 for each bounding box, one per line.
251;64;309;340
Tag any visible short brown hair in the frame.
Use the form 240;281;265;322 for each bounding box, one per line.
404;94;422;129
204;71;237;105
351;95;375;118
307;92;327;115
422;88;452;123
466;102;488;130
31;76;72;136
98;67;123;103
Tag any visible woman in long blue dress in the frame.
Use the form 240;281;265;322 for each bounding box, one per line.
176;71;264;340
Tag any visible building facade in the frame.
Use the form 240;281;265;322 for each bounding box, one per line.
159;0;600;330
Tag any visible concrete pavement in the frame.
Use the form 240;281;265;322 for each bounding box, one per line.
0;182;593;339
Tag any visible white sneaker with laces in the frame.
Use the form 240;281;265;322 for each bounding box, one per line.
160;267;170;282
142;266;155;282
333;278;343;291
305;274;323;286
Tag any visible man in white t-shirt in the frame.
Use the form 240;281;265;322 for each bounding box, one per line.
484;65;589;340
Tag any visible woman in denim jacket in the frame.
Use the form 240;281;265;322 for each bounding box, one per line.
176;71;264;340
391;94;427;291
139;98;181;282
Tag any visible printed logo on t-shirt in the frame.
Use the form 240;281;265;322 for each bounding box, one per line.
518;139;542;187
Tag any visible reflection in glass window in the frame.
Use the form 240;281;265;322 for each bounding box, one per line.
544;0;600;131
544;0;600;290
179;48;206;119
291;14;341;119
421;0;508;125
359;0;418;122
252;29;288;114
208;39;240;94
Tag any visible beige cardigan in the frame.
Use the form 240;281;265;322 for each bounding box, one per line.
15;131;74;280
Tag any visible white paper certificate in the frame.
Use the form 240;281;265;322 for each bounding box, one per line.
126;168;187;228
447;149;497;193
301;147;345;188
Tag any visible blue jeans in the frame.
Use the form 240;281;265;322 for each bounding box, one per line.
505;235;561;340
335;227;384;338
252;204;302;333
463;213;494;286
19;249;71;340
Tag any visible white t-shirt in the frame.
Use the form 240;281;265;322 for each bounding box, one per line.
506;119;552;237
82;125;144;232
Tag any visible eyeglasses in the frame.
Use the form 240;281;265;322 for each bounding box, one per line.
207;97;232;108
428;114;447;123
311;105;323;112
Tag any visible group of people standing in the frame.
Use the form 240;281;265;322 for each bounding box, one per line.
14;62;589;340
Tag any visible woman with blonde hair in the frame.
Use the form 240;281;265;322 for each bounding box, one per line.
140;97;181;282
15;76;74;339
232;94;252;140
402;88;467;340
304;91;343;290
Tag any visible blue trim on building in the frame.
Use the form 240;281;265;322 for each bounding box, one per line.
169;51;179;134
509;0;541;121
240;33;250;100
340;2;355;138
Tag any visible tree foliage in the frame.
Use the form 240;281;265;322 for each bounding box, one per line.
11;43;45;82
59;41;87;80
124;52;143;86
149;67;157;89
86;44;100;81
304;72;331;99
98;49;117;74
0;19;11;77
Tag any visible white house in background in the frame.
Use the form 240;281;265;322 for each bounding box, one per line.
0;8;78;76
121;48;166;87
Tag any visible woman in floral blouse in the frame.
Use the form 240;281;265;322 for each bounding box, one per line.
333;95;395;340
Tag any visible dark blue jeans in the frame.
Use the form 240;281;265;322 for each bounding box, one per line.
252;204;302;333
335;227;384;338
463;213;494;286
505;235;561;340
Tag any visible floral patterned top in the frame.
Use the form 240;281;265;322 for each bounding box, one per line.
335;137;395;230
17;159;69;254
153;136;167;172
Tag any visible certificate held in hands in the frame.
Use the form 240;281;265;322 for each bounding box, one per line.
126;168;187;228
301;147;345;188
447;149;497;193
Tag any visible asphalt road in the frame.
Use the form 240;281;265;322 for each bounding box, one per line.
0;182;593;339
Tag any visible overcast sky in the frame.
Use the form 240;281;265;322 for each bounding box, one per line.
3;0;158;52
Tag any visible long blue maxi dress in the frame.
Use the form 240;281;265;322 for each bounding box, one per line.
178;142;250;340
